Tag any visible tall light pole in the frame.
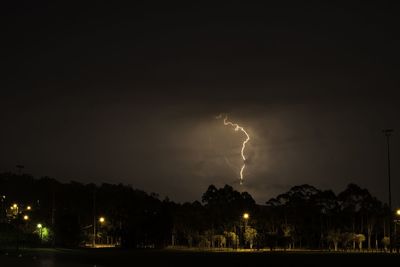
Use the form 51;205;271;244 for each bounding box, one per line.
243;213;249;229
243;213;249;248
383;129;394;252
93;190;96;248
0;195;5;222
395;209;400;252
37;224;43;244
98;217;105;244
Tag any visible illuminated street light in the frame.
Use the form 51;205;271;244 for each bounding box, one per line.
242;212;250;245
37;223;43;241
10;204;18;216
99;217;105;223
27;206;31;210
397;209;400;216
23;215;29;220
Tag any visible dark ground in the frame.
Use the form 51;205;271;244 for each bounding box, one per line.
1;248;400;267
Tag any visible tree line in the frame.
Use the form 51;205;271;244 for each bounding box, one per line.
0;172;396;251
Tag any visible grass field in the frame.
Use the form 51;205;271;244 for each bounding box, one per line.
1;248;400;267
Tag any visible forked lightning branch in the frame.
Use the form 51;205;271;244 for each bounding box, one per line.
217;114;250;185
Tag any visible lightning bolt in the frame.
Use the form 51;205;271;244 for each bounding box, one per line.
217;114;250;185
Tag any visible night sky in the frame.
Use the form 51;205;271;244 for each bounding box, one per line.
1;1;400;205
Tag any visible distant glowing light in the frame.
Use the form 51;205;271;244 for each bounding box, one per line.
243;213;250;220
99;217;105;223
13;203;18;208
37;223;43;229
23;215;29;220
27;206;31;210
217;114;250;185
397;209;400;216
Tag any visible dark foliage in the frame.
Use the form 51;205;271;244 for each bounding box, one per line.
0;173;392;250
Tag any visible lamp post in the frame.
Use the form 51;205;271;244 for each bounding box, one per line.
243;213;249;228
11;203;18;217
395;209;400;252
93;216;106;247
242;213;249;248
92;190;96;248
98;217;105;245
383;129;394;252
0;195;5;222
37;223;43;244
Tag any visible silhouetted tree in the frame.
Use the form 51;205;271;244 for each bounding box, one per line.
0;173;389;251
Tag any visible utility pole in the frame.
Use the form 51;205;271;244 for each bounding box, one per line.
51;189;56;247
383;129;394;252
93;189;96;248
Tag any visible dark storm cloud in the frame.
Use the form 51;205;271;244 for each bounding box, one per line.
1;2;400;204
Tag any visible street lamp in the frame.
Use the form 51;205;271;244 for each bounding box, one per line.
383;129;394;252
27;206;31;211
93;217;106;247
10;204;19;217
92;190;96;248
37;223;43;241
0;196;5;219
243;213;249;228
23;215;29;221
243;213;249;229
93;216;106;247
242;213;250;249
243;213;250;228
395;209;400;252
